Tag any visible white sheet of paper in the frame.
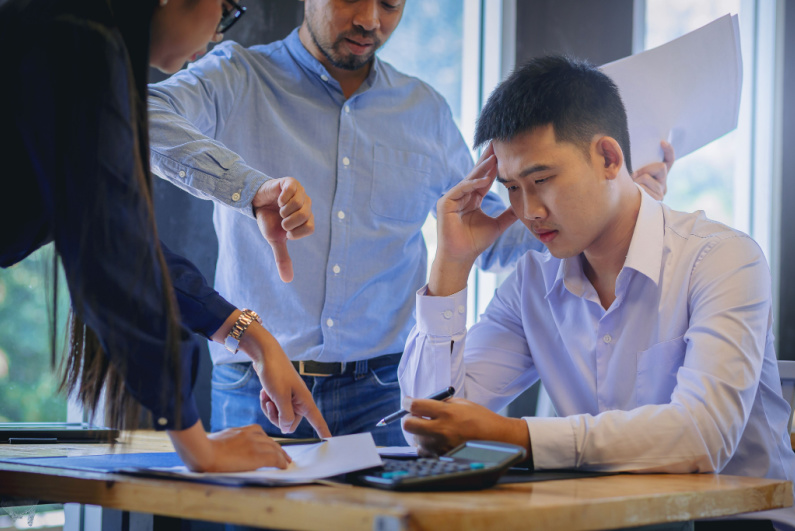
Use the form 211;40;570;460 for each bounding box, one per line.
152;432;382;483
600;14;742;170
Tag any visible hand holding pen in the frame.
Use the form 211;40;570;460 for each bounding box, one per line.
376;387;455;426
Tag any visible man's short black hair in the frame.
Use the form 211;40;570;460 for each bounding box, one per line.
474;55;633;174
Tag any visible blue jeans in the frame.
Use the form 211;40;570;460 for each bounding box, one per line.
210;360;406;446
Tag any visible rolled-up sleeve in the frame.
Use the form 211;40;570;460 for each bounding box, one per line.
148;43;270;217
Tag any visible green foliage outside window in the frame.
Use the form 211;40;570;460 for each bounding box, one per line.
0;243;69;422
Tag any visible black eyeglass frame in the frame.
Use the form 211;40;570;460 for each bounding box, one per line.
218;0;245;34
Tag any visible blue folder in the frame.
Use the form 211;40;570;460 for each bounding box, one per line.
1;452;613;486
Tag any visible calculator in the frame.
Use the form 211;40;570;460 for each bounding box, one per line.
352;440;527;491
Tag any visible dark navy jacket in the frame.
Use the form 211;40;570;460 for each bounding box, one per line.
0;0;234;429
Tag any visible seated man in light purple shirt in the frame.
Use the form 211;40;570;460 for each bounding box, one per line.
398;55;795;530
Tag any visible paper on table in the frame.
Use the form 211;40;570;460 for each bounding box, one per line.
150;432;382;483
600;14;742;170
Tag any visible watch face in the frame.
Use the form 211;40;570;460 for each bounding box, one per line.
224;335;240;353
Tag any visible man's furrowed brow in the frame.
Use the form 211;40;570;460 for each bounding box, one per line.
519;164;553;178
497;164;553;184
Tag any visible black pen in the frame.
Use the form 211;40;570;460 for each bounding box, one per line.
276;438;325;446
375;386;455;427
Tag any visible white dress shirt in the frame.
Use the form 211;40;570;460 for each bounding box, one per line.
400;188;795;523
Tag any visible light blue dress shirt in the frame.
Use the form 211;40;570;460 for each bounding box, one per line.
401;188;795;524
148;29;538;365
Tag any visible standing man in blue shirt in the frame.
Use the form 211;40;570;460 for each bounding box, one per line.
148;0;671;445
398;55;794;529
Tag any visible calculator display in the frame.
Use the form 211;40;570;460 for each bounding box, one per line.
446;445;515;464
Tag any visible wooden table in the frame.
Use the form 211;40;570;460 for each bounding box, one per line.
0;431;791;531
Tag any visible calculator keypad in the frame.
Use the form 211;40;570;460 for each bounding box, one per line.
374;458;486;480
353;441;526;491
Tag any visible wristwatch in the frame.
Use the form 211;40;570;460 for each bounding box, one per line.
224;309;262;354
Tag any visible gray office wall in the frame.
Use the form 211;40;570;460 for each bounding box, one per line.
778;1;795;360
151;1;304;429
515;0;635;67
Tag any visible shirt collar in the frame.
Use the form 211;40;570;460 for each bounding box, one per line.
623;185;664;285
284;27;380;94
547;183;664;298
556;254;589;299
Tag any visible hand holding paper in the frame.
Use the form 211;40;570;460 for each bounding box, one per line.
631;140;675;200
601;14;742;171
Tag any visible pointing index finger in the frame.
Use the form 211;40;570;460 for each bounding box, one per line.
303;402;332;438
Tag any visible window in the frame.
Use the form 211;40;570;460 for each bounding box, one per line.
378;0;465;126
640;0;778;260
0;245;70;531
0;244;69;423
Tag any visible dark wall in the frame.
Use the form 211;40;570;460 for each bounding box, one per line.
778;2;795;361
150;1;304;429
515;0;635;67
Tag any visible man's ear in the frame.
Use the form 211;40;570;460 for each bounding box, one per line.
595;136;623;180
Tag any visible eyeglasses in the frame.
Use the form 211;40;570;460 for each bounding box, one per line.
217;0;245;34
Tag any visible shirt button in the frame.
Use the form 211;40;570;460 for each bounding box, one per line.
231;192;241;202
337;211;346;220
342;156;350;166
443;310;453;319
326;318;334;327
157;417;168;426
321;74;329;82
333;265;341;274
344;105;351;113
457;305;465;314
178;170;186;178
603;334;612;344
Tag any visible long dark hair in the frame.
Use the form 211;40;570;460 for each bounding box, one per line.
56;0;183;432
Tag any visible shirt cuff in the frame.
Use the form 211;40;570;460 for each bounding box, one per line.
189;293;236;339
228;161;270;219
525;416;577;469
151;152;269;218
415;284;468;337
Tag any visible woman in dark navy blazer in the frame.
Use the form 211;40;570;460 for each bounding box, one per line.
0;0;330;471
